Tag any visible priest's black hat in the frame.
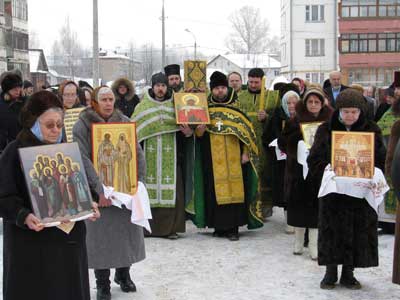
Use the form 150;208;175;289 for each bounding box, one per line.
164;64;180;77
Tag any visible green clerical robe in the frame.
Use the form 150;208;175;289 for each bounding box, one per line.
238;88;280;218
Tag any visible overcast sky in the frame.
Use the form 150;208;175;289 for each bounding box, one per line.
28;0;281;56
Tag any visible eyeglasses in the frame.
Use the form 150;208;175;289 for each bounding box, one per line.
40;122;64;130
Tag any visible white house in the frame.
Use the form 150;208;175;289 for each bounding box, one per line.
207;53;281;89
280;0;338;84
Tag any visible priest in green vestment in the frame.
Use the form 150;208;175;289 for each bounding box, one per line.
238;68;280;220
189;71;263;241
132;72;192;239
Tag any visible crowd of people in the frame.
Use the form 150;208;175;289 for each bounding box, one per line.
0;65;399;300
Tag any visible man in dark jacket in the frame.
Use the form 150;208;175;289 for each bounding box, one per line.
324;71;348;108
111;77;140;117
0;72;24;153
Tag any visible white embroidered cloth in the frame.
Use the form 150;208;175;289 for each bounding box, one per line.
318;164;390;213
269;138;287;160
103;181;153;232
297;140;309;179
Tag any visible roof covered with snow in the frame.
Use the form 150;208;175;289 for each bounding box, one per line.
208;53;281;69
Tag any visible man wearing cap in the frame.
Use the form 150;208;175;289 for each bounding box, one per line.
132;72;190;239
188;71;263;240
23;80;34;97
238;68;280;220
164;64;183;93
0;72;25;153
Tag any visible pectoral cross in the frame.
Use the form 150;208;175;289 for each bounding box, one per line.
216;120;223;131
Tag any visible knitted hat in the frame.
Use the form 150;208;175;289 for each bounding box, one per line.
164;64;180;77
335;88;365;110
210;71;228;90
1;73;23;93
151;72;168;87
20;91;63;129
303;87;326;104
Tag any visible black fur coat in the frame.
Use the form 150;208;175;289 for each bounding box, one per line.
308;110;386;267
278;102;332;228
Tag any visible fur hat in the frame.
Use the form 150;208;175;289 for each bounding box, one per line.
164;64;180;77
1;73;23;93
303;87;326;104
248;68;264;78
20;91;63;129
336;88;365;110
151;72;168;88
210;71;228;90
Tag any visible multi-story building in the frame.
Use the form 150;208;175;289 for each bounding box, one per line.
0;0;29;78
338;0;400;87
280;0;338;84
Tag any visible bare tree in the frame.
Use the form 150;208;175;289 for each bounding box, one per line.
50;17;87;78
225;6;270;55
267;35;281;60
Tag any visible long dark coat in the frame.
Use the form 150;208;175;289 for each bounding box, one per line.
0;129;90;300
308;110;386;267
262;107;290;208
278;102;332;228
387;120;400;283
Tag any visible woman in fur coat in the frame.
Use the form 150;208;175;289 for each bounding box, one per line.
278;87;332;259
308;89;386;290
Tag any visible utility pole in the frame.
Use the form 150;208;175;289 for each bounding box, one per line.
161;0;166;67
93;0;99;87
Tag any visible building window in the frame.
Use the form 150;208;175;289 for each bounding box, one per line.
305;39;325;56
306;5;325;22
0;0;4;13
341;0;400;18
12;0;28;20
340;32;400;53
347;67;399;87
305;73;311;82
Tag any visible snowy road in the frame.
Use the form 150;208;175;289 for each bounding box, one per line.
1;209;399;299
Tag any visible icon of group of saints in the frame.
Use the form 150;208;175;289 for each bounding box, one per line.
29;152;91;219
97;132;133;193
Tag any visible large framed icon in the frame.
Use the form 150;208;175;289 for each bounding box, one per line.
331;131;375;179
92;122;138;195
174;92;210;124
19;142;94;226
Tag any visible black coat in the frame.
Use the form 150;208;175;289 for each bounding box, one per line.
0;92;25;153
308;110;386;267
324;85;348;108
0;129;90;300
278;103;332;228
263;107;289;208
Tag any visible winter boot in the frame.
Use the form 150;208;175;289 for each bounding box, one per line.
114;267;137;292
309;228;318;260
320;265;338;289
95;269;111;300
284;210;294;234
293;227;306;255
340;266;362;289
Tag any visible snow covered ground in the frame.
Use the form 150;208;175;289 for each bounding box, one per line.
1;209;400;299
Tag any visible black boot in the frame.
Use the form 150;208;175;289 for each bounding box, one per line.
95;269;111;300
114;267;137;292
340;265;361;289
226;227;239;241
320;265;338;289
